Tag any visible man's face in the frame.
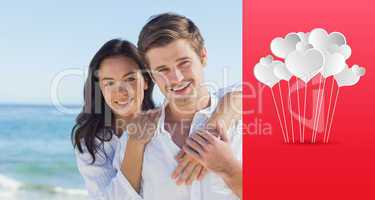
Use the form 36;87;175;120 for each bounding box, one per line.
146;39;207;108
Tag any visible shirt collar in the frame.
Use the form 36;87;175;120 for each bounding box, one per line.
156;89;219;136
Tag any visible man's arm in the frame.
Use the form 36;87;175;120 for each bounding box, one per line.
220;159;242;199
172;91;242;185
207;90;242;131
183;123;243;199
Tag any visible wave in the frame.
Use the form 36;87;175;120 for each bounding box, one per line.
0;174;87;197
53;187;87;196
0;174;22;190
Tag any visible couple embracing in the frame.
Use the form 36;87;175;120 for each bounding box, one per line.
72;12;243;200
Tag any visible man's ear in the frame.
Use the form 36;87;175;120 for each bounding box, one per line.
147;70;156;83
200;47;208;67
143;78;149;90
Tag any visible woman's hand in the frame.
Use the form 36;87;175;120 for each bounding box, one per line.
120;108;161;193
126;108;161;145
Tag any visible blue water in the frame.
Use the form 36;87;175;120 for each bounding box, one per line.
0;104;87;200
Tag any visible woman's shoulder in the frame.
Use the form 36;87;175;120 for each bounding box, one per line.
75;135;119;165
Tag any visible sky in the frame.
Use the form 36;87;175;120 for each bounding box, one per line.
0;0;242;106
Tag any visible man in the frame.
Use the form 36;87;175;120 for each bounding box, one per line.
115;13;242;200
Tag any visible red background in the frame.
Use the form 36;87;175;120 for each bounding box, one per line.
243;0;375;199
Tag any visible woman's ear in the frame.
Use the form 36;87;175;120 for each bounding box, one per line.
200;48;208;67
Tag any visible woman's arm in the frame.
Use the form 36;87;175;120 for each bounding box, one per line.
75;137;143;200
119;109;161;193
120;139;145;193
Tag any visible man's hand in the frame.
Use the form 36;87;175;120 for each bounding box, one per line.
171;151;207;185
183;122;242;199
170;90;242;185
183;122;237;177
170;123;224;185
171;121;229;185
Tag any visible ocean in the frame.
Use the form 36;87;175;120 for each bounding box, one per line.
0;104;88;200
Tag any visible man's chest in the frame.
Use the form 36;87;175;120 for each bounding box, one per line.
141;135;191;199
164;121;191;148
163;114;209;147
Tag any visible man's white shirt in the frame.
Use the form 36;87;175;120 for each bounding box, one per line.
114;88;242;200
75;84;242;200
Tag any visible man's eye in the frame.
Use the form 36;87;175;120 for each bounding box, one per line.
180;61;191;68
157;68;168;73
125;77;136;82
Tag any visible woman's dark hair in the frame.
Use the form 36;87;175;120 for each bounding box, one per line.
71;39;155;163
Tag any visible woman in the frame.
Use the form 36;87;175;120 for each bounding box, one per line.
72;38;156;200
72;39;240;200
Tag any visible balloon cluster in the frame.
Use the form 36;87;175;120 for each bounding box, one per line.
254;28;366;144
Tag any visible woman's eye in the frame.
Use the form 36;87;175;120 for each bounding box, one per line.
104;81;114;87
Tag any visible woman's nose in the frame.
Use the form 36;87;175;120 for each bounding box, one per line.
116;82;129;94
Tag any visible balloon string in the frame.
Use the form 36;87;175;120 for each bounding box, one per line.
325;87;340;143
323;78;335;143
296;78;302;143
303;82;307;143
288;81;295;143
278;83;289;143
311;75;322;143
271;88;287;143
313;78;326;143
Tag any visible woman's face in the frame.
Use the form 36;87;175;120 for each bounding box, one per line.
98;56;148;118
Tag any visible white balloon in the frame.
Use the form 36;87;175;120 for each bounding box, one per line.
351;64;366;76
308;28;330;50
260;28;364;88
260;55;273;65
297;32;310;43
285;49;324;83
296;41;313;52
272;61;293;81
270;33;301;59
334;65;365;87
328;32;347;46
327;44;352;60
308;28;347;52
321;52;346;78
254;57;280;88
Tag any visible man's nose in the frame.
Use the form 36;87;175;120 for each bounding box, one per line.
167;68;184;84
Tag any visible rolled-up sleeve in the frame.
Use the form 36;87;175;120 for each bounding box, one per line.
216;82;242;98
75;136;143;200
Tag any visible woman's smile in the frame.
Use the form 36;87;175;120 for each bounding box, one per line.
114;97;134;108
